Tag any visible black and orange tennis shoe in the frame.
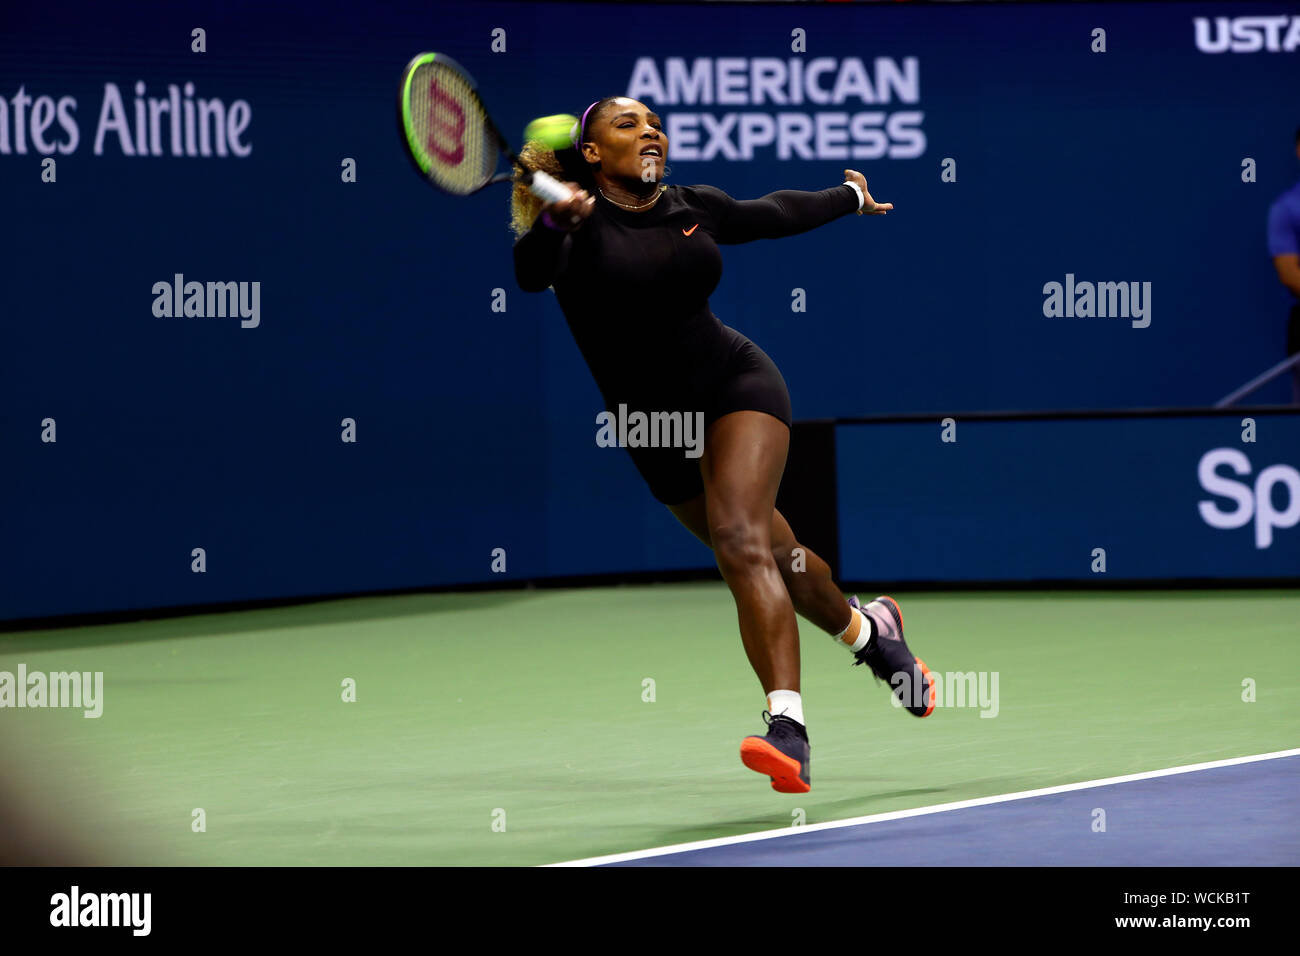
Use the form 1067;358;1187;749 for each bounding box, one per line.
740;711;811;793
849;595;936;718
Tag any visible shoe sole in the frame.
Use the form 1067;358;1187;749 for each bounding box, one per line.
915;656;936;717
740;737;810;793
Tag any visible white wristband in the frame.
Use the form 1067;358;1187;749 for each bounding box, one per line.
842;180;865;210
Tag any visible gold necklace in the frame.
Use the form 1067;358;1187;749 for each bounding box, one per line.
599;184;664;211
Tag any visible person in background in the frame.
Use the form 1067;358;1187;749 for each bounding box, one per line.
1266;125;1300;404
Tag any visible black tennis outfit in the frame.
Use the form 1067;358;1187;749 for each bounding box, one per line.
513;182;860;505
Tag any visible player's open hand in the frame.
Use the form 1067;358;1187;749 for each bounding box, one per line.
844;169;892;216
543;184;595;231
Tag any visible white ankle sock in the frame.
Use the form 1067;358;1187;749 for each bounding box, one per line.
849;607;873;653
767;689;804;726
832;606;873;654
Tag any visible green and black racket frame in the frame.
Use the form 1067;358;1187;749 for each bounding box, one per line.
397;51;572;204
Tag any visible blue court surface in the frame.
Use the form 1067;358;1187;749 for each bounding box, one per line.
577;752;1300;867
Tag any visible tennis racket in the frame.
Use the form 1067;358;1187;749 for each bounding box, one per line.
397;52;572;204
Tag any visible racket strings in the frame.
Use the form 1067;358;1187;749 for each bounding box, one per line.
406;61;494;193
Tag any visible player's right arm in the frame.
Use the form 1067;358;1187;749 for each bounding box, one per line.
1267;200;1300;299
1272;254;1300;300
512;185;595;292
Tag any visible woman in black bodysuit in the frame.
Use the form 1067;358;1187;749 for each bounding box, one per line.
512;96;934;794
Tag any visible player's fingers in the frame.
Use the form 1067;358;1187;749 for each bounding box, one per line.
563;194;594;220
547;192;594;230
548;190;585;216
550;190;578;210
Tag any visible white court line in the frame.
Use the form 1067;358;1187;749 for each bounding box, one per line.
544;747;1300;867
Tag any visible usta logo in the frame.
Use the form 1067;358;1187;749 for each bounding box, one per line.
1197;448;1300;549
1194;16;1300;53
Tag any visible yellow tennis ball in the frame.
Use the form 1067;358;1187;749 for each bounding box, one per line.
523;114;580;152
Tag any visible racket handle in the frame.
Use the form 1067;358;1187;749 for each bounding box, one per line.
526;169;574;205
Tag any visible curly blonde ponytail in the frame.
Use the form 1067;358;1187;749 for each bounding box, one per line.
510;98;627;238
509;140;570;239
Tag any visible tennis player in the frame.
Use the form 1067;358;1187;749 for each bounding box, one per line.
511;96;934;794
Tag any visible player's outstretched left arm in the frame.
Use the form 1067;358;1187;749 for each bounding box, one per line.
842;169;892;217
698;170;893;244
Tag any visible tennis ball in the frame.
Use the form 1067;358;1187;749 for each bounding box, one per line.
523;114;580;152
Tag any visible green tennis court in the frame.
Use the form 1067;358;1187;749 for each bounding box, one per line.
1;584;1296;866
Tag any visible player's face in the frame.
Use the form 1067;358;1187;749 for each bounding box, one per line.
587;98;666;183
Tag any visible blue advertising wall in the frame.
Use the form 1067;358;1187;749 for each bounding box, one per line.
3;1;1299;620
837;413;1300;582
